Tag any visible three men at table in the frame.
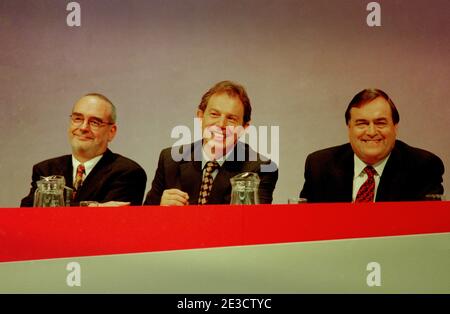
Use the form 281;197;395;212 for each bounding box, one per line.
21;93;147;206
300;88;444;202
21;87;444;206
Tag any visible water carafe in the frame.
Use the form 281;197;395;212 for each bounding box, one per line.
230;172;260;205
33;176;66;207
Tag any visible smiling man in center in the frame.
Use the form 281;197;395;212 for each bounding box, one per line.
144;80;278;206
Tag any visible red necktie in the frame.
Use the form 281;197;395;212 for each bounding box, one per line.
198;161;219;205
73;164;85;199
355;166;377;203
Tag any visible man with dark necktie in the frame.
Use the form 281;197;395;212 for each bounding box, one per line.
21;93;147;206
144;80;278;206
300;88;444;203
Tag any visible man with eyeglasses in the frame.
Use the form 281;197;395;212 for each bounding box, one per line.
21;93;147;206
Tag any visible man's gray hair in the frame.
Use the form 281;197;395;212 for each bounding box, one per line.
83;93;117;123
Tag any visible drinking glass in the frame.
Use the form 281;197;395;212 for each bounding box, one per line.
288;197;308;204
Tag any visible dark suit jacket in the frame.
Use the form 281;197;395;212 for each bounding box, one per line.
300;140;444;202
144;141;278;205
21;149;147;206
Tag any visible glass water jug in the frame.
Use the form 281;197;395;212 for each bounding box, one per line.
33;175;66;207
230;172;260;205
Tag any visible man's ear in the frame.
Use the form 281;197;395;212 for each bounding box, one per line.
243;120;251;130
196;109;204;119
108;125;117;142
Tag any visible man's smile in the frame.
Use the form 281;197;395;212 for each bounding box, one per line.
361;139;383;144
74;133;94;141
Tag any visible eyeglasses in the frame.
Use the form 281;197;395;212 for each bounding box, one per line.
70;114;114;130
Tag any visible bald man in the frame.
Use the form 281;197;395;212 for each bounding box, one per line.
21;93;147;206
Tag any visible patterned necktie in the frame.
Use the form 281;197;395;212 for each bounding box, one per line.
73;164;85;198
198;161;220;205
355;166;377;203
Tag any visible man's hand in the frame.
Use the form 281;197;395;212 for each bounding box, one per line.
160;189;189;206
97;201;130;207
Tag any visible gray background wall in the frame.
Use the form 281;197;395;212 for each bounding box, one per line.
1;0;448;206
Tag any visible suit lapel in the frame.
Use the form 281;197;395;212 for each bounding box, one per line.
332;145;354;202
75;149;113;200
179;142;203;204
179;160;202;204
208;143;249;204
208;160;242;204
47;155;73;188
376;143;403;201
64;156;74;188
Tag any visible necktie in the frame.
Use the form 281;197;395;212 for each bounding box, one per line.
198;161;219;205
355;166;377;203
73;164;85;198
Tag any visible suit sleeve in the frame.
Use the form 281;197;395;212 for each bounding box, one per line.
258;161;279;204
416;153;445;199
299;155;312;201
101;165;147;205
144;150;167;205
20;164;42;207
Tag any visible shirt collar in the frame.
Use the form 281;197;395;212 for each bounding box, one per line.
201;145;235;169
353;153;390;179
72;154;103;177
